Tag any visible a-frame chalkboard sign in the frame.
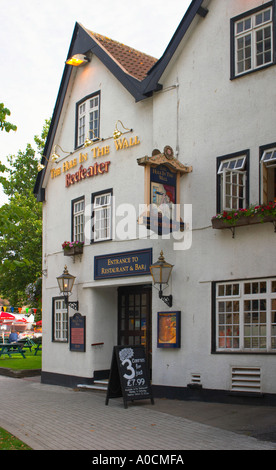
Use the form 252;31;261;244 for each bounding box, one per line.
105;345;154;409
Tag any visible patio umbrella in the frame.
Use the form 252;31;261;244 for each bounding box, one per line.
0;311;15;321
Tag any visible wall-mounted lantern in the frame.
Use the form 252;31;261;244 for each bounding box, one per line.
150;251;173;307
113;120;133;140
56;265;79;310
66;53;90;67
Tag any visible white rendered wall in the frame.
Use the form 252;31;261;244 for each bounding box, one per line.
42;0;276;393
150;0;276;393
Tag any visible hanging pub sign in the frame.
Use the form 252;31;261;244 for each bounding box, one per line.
94;248;152;280
150;164;177;234
105;345;154;409
70;312;86;352
137;146;192;235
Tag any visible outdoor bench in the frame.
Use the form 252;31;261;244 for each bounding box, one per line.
0;343;26;358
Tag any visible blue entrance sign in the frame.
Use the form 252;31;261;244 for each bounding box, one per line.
94;248;152;280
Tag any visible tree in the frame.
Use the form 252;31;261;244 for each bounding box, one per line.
0;119;50;307
0;103;17;133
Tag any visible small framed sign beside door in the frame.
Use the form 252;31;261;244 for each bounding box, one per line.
157;311;181;348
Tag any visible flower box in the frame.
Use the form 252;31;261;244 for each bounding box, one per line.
211;204;276;236
62;241;84;256
212;213;276;230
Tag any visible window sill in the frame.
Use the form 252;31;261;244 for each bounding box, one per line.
230;61;275;81
212;213;276;238
90;238;112;244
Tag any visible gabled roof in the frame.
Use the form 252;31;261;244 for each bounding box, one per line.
87;31;157;81
34;0;209;200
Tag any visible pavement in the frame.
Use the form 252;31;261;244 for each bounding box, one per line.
0;374;276;452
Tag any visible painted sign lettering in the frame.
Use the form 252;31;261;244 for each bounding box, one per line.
94;248;152;280
65;162;111;187
105;345;154;408
50;136;140;180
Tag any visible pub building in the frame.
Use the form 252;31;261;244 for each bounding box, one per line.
35;0;276;404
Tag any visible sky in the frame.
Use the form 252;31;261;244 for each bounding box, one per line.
0;0;192;205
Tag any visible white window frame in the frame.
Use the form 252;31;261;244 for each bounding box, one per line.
77;94;100;147
73;198;84;242
78;103;86;147
92;191;112;242
261;147;276;165
217;156;247;211
215;278;276;353
54;299;68;342
234;6;273;76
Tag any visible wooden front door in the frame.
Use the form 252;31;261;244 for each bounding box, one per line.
118;285;152;369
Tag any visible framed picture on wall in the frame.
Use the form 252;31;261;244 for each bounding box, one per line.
157;311;181;348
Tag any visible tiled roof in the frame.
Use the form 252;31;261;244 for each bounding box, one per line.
87;31;157;81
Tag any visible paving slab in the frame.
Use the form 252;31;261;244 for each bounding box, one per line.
0;375;275;452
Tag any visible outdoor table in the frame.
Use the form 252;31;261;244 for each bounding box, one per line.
34;339;42;355
0;342;26;358
18;338;36;352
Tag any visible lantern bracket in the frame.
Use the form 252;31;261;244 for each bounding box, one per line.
159;291;173;307
65;298;79;311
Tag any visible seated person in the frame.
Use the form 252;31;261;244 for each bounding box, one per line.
8;330;18;343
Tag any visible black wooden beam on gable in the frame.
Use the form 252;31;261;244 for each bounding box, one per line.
87;37;146;101
197;6;208;17
34;2;211;199
139;0;209;100
69;23;146;101
34;22;145;199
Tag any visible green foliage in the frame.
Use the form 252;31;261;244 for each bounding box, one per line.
212;202;276;226
0;193;42;304
0;103;17;133
34;118;51;153
0;144;38;197
0;118;50;306
25;277;42;320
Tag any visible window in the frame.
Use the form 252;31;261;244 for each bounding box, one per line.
231;4;274;78
53;298;68;342
92;190;113;242
213;278;276;353
216;152;249;212
260;144;276;204
76;93;100;148
72;197;84;242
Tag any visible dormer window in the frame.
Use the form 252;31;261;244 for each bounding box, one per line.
76;92;100;148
